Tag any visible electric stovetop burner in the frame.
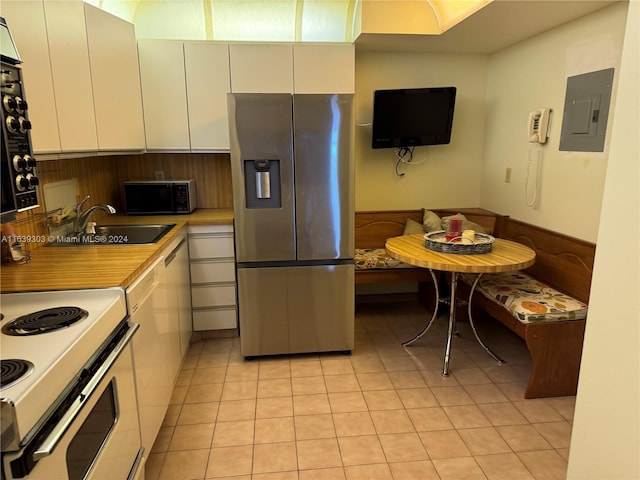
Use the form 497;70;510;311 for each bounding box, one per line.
1;306;89;336
0;359;34;389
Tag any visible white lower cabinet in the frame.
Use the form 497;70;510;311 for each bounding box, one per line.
188;225;237;331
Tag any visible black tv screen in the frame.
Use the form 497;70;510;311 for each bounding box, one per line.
371;87;456;149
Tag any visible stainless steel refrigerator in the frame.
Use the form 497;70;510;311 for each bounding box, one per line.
228;93;355;358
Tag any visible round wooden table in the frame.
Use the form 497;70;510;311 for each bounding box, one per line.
385;234;536;376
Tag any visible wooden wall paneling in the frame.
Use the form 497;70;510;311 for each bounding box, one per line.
115;153;233;209
6;152;234;254
36;156;121;213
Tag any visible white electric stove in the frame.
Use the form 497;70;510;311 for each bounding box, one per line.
0;288;127;453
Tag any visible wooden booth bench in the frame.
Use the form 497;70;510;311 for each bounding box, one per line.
355;209;595;398
458;218;596;398
354;208;504;300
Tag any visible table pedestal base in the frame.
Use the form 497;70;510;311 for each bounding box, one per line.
403;270;504;376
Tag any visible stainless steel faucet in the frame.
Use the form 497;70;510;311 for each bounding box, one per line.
73;195;116;235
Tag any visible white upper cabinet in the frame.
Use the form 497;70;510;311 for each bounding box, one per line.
293;44;355;94
229;43;355;94
1;0;61;154
184;42;231;151
43;1;98;153
139;41;231;152
84;3;145;151
137;41;190;150
1;0;144;155
229;44;294;93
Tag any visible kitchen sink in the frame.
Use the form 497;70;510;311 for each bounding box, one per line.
47;224;176;246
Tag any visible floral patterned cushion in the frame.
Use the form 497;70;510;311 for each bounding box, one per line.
354;248;415;270
464;271;588;324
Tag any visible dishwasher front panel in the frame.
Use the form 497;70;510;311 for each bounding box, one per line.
126;257;178;457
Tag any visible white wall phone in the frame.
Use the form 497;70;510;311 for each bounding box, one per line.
528;108;551;143
525;107;549;207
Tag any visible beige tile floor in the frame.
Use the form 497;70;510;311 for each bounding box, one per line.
145;296;575;480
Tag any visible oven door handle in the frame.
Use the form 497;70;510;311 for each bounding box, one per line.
32;321;140;462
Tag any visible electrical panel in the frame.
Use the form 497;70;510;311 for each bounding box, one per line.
559;68;614;152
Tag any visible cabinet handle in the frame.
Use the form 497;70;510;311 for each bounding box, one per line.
165;238;186;266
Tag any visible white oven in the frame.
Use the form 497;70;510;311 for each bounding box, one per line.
1;289;144;480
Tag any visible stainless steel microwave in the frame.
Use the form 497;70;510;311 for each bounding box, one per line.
123;180;196;214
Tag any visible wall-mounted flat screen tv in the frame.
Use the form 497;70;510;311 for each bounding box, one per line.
371;87;457;149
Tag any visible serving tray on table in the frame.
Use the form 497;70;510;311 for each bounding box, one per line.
424;231;495;254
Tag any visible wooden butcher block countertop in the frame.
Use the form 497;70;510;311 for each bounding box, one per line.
0;209;234;293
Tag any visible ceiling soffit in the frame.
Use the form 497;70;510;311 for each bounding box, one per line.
355;0;621;53
88;0;621;53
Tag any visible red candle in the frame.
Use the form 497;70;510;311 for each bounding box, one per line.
445;218;463;242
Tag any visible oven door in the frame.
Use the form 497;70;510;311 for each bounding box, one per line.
2;323;143;480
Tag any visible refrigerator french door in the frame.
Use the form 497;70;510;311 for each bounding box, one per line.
229;93;354;357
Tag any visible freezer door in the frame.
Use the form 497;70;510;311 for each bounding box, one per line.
237;264;354;357
229;93;296;262
293;94;354;261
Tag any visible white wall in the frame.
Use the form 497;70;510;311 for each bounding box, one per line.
355;52;488;210
567;1;639;477
481;3;628;242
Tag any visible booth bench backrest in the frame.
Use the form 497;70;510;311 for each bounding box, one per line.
355;208;505;250
498;218;596;305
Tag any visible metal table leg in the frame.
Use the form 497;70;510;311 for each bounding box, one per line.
441;272;458;376
402;270;503;377
466;273;504;364
402;269;440;347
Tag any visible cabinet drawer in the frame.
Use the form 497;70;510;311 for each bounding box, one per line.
190;261;235;284
191;284;236;308
188;235;234;259
188;225;233;235
193;308;237;331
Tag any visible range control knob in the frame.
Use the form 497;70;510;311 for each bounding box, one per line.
26;173;39;188
15;175;29;192
12;155;27;172
5;115;19;133
24;155;36;170
2;95;17;113
18;116;31;133
15;97;27;114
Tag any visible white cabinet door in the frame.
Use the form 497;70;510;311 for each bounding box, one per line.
229;44;293;93
2;0;145;154
84;3;145;151
138;41;190;150
293;44;355;94
43;0;98;153
184;42;231;151
0;0;61;154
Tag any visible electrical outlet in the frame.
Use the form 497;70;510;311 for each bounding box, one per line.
505;167;512;183
155;170;165;180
